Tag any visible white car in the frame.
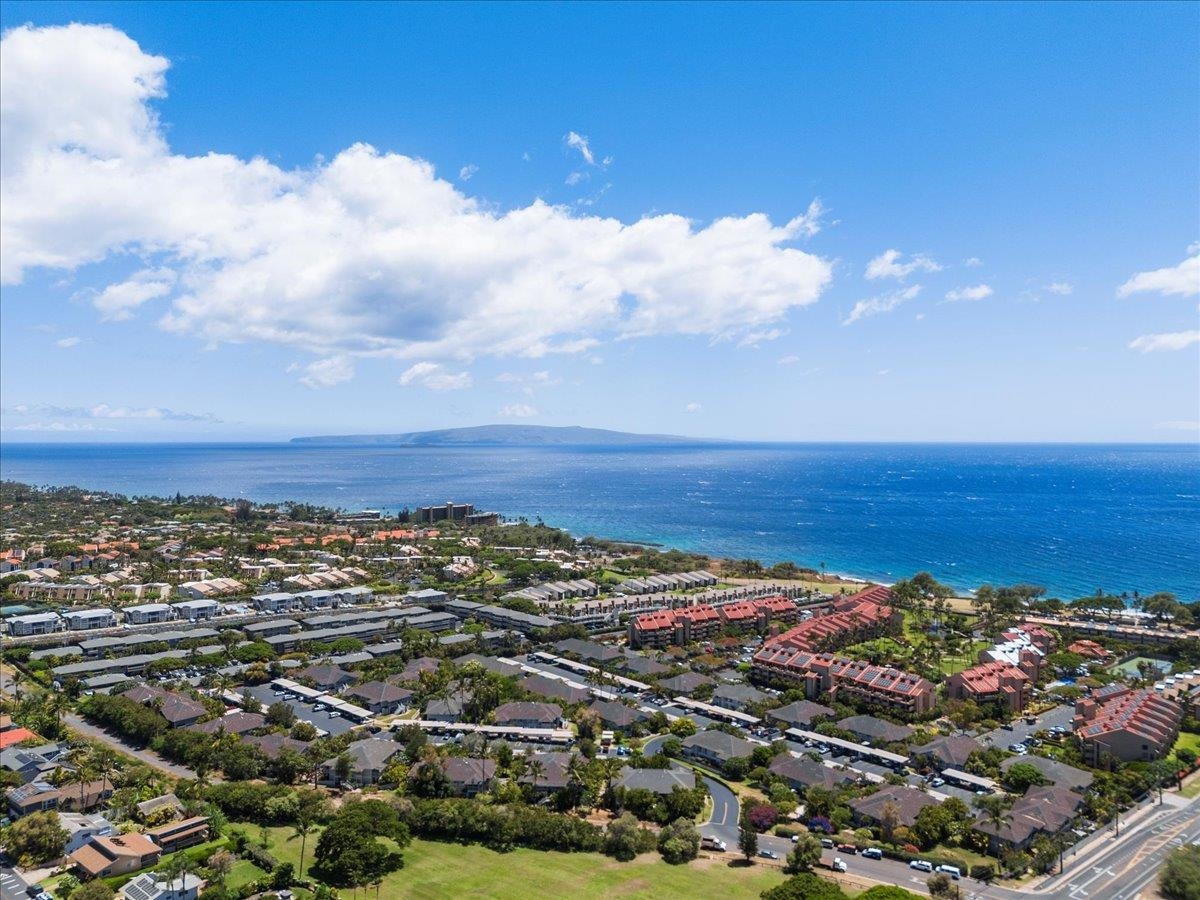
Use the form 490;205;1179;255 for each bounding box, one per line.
909;859;934;872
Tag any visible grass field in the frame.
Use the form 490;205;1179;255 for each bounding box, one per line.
227;859;269;889
1173;732;1200;757
248;824;786;899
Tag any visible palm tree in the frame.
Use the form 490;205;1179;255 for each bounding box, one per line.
974;794;1014;858
165;849;192;894
525;755;546;798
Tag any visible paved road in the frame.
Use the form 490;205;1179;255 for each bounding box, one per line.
1;863;31;900
64;711;204;780
979;705;1074;750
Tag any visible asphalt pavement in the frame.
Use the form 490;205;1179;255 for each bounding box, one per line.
979;704;1074;749
0;863;30;900
245;684;356;736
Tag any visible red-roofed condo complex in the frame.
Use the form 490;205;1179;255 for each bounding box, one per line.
946;660;1031;712
751;647;935;715
1074;685;1182;765
628;595;798;648
767;587;901;654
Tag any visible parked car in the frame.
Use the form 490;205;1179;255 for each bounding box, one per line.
758;849;780;860
909;860;934;872
935;864;962;880
821;838;835;849
929;777;945;787
861;847;884;860
837;843;857;854
701;837;727;852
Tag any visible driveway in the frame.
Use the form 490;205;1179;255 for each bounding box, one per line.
64;711;202;780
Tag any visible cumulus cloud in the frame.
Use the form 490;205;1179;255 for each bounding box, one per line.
299;356;354;388
865;249;942;281
0;24;834;380
398;362;472;391
1117;249;1200;298
944;284;993;302
495;370;558;395
89;267;177;320
55;336;81;348
843;285;922;325
458;164;478;181
1045;281;1073;296
1128;330;1200;353
497;403;537;418
684;402;702;413
564;131;596;165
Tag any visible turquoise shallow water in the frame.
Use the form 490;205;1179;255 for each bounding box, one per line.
1;441;1197;600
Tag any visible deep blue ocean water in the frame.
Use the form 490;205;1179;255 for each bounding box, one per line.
1;442;1197;600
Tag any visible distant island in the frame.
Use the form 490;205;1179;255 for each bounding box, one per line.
291;424;721;446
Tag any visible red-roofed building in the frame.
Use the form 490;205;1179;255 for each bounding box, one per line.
751;648;935;715
1074;685;1181;765
767;595;900;654
946;660;1031;712
1067;640;1112;661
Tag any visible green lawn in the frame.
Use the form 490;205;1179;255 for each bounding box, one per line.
1172;732;1200;757
250;824;786;899
227;859;268;890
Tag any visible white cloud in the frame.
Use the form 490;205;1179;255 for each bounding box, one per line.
299;356;354;388
876;369;890;376
1128;330;1200;353
1045;281;1073;296
944;284;993;302
399;362;472;391
564;131;595;165
865;249;942;281
55;336;81;348
497;403;537;418
1117;250;1200;298
964;257;983;267
458;164;478;181
0;24;834;379
5;402;219;422
8;421;113;432
564;171;585;186
89;267;177;320
736;328;785;348
495;370;558;395
843;285;922;325
777;354;801;365
684;402;702;413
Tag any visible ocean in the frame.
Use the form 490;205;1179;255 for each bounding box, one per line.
1;441;1197;600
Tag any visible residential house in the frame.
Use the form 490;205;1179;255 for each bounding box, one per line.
123;603;174;625
520;673;589;705
1067;639;1112;661
60;812;117;854
711;683;769;712
424;697;464;722
614;767;697;795
836;715;915;745
911;735;983;770
849;784;940;829
135;793;184;824
186;711;265;736
120;872;202;900
323;738;404;786
441;757;499;797
658;672;714;696
70;832;161;879
493;701;563;729
298;664;356;691
170;598;220;620
974;785;1083;853
344;681;414;714
62;609;118;631
768;754;855;792
589;699;650;732
766;700;835;730
122;686;208;728
680;730;755;768
145;816;210;853
6;612;64;636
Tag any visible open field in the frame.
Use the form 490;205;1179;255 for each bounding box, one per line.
251;824;787;899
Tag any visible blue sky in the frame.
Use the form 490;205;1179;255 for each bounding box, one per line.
1;1;1197;442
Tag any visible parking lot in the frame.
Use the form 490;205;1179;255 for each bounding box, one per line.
244;684;357;736
979;702;1074;749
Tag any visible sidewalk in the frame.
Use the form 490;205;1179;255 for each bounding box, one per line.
1029;796;1172;892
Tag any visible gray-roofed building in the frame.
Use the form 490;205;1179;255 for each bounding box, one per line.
171;599;219;620
187;711;265;736
520;673;589;705
122;685;208;728
424;697;464;722
766;700;835;729
554;638;623;665
850;784;940;828
614;767;697;794
1;742;70;782
405;588;449;605
243;618;299;639
836;715;915;745
298;664;356;690
243;732;312;760
454;654;521;677
616;655;671;678
136;793;184;822
589;699;650;732
252;592;298;613
30;645;82;661
123;603;174;625
323;737;404;786
6;612;64;636
658;672;714;696
441;757;498;796
63;608;118;630
768;754;855;792
83;673;136;693
395;656;441;683
974;785;1084;852
912;735;983;770
681;730;755;767
494;701;563;728
344;681;414;714
711;683;769;711
998;755;1094;791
